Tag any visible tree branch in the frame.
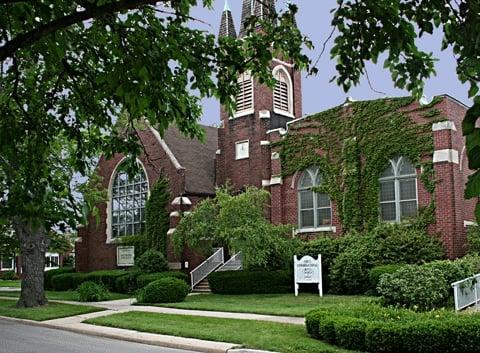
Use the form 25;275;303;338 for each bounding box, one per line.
0;0;165;61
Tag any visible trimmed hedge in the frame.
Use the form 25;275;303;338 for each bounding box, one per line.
1;270;17;281
136;271;188;290
115;271;141;294
44;267;74;290
51;270;127;291
306;305;480;353
136;278;190;304
208;270;291;295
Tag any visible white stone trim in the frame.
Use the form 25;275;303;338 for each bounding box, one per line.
216;149;221;155
272;58;294;68
272;65;294;116
464;220;478;227
259;110;271;119
260;140;270;146
171;197;192;206
433;149;459;164
262;179;271;187
460;145;466;171
169;211;180;218
75;237;83;243
295;226;337;234
270;176;282;185
266;128;287;135
232;108;255;119
432;121;457;132
167;228;176;235
149;126;184;170
271;152;280;160
183;211;192;216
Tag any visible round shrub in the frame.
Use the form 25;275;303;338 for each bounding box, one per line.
77;281;110;302
136;271;188;289
208;270;291;295
135;250;168;273
136;277;189;304
377;265;449;310
368;264;405;295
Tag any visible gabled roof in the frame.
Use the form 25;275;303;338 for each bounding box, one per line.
163;125;218;195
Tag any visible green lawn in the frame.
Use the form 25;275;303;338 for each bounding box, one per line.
157;293;376;317
0;280;21;288
0;290;130;301
0;299;103;321
86;311;358;353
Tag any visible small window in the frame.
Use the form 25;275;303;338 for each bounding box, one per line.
45;254;59;269
235;72;254;114
273;66;293;116
298;167;332;229
0;256;14;270
379;156;418;222
235;140;249;160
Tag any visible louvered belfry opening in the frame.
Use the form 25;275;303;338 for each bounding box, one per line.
235;72;254;113
274;69;290;113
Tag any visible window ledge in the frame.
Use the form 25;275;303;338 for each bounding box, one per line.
273;108;295;119
231;109;255;119
295;226;336;234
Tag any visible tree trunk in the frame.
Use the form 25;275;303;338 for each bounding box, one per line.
12;218;48;308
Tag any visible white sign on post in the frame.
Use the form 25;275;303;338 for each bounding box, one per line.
294;255;323;297
117;246;135;267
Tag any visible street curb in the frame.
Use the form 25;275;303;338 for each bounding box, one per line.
227;350;280;353
0;315;237;353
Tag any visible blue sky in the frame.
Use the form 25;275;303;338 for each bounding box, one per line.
191;0;470;126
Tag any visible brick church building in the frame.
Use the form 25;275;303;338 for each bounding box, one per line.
75;0;476;273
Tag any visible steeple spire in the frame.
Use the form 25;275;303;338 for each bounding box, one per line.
239;0;276;37
218;0;237;38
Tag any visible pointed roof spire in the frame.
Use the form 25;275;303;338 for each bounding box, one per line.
218;0;237;38
239;0;276;38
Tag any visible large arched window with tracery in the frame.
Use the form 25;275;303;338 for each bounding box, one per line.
110;163;148;238
298;167;332;230
379;156;418;222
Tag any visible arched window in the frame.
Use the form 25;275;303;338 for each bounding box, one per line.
235;72;254;115
273;66;293;116
379;156;418;222
110;163;148;238
298;167;332;229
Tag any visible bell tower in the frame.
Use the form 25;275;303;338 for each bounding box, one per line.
216;0;302;192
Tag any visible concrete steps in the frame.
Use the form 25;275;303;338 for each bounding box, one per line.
192;278;211;293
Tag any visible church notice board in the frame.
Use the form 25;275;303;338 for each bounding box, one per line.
294;255;323;296
117;246;135;267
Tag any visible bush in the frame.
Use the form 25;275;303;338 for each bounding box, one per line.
44;267;74;290
77;281;110;302
115;271;141;294
368;264;404;295
467;225;480;254
208;270;291;295
136;271;189;289
1;270;17;280
306;304;480;353
377;265;449;310
135;250;168;273
136;277;189;304
51;270;127;291
297;235;340;291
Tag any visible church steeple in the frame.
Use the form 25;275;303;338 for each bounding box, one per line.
218;0;237;38
239;0;276;37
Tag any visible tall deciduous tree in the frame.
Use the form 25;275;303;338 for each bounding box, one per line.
328;0;480;218
0;1;311;307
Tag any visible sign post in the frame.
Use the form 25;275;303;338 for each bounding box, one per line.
117;246;135;267
294;254;323;297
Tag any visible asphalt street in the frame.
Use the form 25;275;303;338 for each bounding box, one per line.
0;319;200;353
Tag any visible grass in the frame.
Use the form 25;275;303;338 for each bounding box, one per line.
0;299;103;321
157;293;376;317
0;290;130;301
86;311;358;353
0;280;21;288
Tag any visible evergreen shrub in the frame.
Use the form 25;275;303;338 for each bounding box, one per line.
136;277;189;303
51;270;127;291
77;281;110;302
135;249;168;274
368;264;404;295
208;270;291;295
1;270;16;280
44;266;74;290
136;271;189;289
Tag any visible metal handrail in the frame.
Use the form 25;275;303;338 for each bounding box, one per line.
190;247;224;289
217;251;243;272
452;273;480;311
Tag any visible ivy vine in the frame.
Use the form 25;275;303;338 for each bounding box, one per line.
276;96;446;233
